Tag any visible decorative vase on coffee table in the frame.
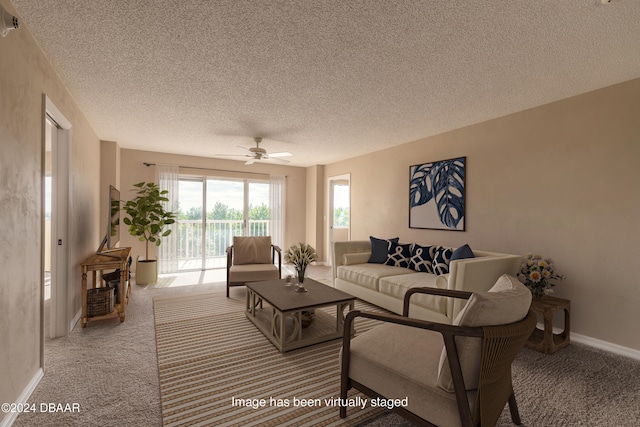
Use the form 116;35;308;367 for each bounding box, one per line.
296;265;306;285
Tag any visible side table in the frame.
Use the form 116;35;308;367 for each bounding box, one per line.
525;295;570;354
80;247;132;328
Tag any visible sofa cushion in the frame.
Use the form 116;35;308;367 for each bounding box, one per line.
379;274;447;314
343;252;371;265
409;244;437;273
451;244;474;261
385;242;412;268
436;274;532;392
337;264;414;291
432;246;453;275
233;236;272;265
368;236;399;264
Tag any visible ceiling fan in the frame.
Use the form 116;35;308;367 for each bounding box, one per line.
217;137;292;165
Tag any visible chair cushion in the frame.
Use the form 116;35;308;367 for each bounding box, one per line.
229;264;279;282
233;236;272;265
345;322;476;427
437;274;532;392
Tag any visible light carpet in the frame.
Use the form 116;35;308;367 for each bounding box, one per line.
153;291;386;427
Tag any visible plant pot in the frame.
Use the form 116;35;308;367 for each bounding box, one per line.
136;259;157;285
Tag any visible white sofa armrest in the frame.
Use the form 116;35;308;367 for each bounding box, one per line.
446;252;522;320
332;240;372;281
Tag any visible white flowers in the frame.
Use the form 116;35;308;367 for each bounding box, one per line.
518;253;565;297
284;243;318;269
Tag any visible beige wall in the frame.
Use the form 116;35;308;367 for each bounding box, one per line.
305;165;325;261
325;78;640;352
0;0;102;421
116;149;308;265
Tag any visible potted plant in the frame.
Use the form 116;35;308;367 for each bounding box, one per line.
122;182;176;285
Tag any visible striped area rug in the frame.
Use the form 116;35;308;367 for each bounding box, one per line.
153;291;387;426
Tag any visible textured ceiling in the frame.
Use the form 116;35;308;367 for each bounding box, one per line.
10;0;640;167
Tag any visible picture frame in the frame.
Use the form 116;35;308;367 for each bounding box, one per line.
409;156;466;231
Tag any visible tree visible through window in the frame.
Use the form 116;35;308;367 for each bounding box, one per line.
333;184;349;227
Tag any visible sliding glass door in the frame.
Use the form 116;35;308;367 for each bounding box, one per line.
177;177;270;271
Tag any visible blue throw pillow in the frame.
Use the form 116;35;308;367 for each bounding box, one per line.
451;244;475;261
385;242;412;268
432;246;454;275
368;236;399;264
409;244;436;273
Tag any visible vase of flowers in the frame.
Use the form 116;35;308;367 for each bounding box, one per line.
284;242;318;288
518;253;565;298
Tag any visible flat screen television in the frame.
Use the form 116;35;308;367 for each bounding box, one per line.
96;185;121;257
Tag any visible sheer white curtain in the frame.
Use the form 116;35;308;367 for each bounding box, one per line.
269;175;286;249
156;164;179;273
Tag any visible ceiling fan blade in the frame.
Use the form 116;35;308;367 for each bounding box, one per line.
245;158;256;165
215;154;251;159
268;151;293;157
263;157;290;164
237;145;253;153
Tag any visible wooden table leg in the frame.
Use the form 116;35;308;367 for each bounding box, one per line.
81;268;88;328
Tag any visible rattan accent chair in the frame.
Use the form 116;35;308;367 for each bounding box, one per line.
339;274;535;427
226;236;281;297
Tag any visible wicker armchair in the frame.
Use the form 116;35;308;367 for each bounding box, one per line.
226;236;281;297
339;275;535;427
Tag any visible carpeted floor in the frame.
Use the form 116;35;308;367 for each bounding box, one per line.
14;266;640;426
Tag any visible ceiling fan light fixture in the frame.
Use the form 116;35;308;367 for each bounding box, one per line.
217;136;292;165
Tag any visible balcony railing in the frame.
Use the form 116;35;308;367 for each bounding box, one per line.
177;219;269;270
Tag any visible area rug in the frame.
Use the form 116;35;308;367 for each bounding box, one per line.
153;291;386;426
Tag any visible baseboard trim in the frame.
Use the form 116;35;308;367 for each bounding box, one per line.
535;321;640;361
0;368;44;427
571;332;640;361
70;308;81;332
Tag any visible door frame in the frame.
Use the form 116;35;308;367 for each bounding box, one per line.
44;96;72;340
327;174;351;267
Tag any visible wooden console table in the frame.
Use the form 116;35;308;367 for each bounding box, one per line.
525;295;570;354
80;247;131;328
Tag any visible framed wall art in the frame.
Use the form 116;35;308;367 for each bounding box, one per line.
409;156;466;231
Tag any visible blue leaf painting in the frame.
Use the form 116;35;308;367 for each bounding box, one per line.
410;157;465;229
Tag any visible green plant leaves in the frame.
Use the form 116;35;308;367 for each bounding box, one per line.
122;181;176;259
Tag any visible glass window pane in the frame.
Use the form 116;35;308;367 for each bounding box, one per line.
333;184;350;227
206;179;244;267
248;182;270;236
177;179;203;270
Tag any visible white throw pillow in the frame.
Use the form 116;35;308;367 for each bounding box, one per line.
436;274;532;392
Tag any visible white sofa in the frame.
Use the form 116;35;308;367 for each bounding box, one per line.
332;240;522;324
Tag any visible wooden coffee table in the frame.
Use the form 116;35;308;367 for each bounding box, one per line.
245;278;355;353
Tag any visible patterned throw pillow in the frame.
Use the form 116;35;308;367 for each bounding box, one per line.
432;246;454;275
409;244;436;273
385;242;412;268
368;236;399;264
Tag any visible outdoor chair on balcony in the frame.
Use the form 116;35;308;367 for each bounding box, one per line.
226;236;282;297
339;274;535;427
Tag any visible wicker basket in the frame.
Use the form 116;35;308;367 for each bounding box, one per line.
86;287;115;317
